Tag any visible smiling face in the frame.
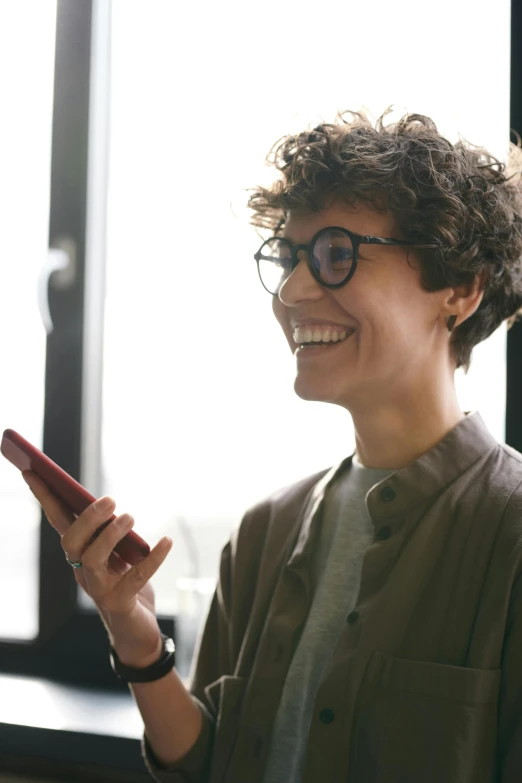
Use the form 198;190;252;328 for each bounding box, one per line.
272;199;462;413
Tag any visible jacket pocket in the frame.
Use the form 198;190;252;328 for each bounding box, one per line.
350;651;501;783
204;675;246;783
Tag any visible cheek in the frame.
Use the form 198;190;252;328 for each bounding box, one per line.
272;299;294;348
272;297;286;330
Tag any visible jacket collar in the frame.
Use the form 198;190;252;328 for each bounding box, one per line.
287;410;499;568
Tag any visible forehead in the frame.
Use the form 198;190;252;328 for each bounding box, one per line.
282;201;398;242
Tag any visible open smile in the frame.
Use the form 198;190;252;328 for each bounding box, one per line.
295;330;356;359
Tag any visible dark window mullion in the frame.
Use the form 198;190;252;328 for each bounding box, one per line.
0;0;93;679
506;0;522;452
39;0;93;644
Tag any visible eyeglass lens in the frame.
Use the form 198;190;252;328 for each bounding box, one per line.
257;229;355;294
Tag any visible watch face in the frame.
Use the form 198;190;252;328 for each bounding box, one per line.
166;638;175;654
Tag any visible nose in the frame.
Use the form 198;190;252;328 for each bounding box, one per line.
277;248;323;305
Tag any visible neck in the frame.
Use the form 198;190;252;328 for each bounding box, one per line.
352;391;466;471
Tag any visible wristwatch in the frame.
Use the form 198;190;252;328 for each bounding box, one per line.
110;633;176;683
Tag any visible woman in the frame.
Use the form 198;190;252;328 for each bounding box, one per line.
24;107;522;783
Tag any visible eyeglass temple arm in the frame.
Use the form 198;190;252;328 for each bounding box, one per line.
359;236;439;248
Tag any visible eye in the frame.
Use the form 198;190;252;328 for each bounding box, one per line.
328;246;354;268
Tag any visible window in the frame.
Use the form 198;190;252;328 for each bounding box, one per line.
1;0;517;694
0;1;56;641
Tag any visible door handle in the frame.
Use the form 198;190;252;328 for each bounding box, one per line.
38;237;77;334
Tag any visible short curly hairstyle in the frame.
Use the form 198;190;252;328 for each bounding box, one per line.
245;106;522;375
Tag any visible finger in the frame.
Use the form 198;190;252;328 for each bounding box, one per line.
80;512;135;575
107;550;133;577
116;536;173;606
66;544;131;598
22;470;75;535
60;495;116;561
71;545;130;578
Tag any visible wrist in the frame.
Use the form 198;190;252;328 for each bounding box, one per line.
112;633;164;669
110;633;176;683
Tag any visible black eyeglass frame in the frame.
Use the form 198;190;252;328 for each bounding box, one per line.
254;225;440;295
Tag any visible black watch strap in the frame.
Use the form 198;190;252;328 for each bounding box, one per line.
110;633;176;683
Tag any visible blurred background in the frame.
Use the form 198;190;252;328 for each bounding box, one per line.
0;0;520;779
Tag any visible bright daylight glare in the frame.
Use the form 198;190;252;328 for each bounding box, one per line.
0;0;510;655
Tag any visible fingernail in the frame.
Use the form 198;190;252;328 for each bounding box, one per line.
94;496;114;512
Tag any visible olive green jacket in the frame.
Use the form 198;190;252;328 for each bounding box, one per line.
142;410;522;783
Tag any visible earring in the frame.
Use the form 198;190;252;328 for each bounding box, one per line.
446;315;458;332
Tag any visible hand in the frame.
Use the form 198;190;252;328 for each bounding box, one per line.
22;470;174;666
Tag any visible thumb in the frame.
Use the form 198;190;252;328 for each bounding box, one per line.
118;536;173;601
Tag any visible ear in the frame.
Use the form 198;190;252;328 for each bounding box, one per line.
446;268;488;324
469;268;489;314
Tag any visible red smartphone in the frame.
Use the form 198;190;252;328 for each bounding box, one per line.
1;428;150;565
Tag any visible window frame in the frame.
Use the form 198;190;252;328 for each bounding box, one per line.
0;0;173;693
0;0;520;698
506;0;522;452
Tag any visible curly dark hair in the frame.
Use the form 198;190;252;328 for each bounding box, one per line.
245;106;522;374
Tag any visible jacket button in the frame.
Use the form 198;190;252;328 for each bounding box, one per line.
380;486;397;502
347;610;359;624
319;708;335;724
376;525;391;540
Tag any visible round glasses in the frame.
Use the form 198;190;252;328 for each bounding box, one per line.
254;226;439;296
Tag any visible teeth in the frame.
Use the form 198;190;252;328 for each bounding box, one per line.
293;325;352;344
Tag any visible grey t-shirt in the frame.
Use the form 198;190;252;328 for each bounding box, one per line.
261;452;395;783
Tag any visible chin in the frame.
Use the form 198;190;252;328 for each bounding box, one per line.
293;377;341;404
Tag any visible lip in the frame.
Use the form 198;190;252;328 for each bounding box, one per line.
294;332;355;359
291;323;357;352
290;318;356;330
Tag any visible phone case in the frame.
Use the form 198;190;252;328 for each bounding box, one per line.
1;428;150;565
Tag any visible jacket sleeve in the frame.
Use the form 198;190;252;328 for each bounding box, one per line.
498;567;522;782
141;539;235;783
